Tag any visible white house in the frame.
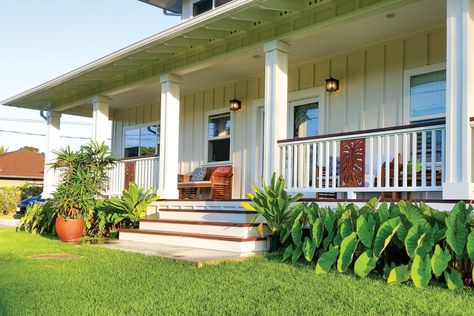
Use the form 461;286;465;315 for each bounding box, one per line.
3;0;474;204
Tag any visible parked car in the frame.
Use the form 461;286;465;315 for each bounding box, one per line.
15;195;45;218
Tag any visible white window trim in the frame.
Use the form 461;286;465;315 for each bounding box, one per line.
203;108;233;166
122;122;160;158
403;63;446;124
191;0;213;17
287;86;326;138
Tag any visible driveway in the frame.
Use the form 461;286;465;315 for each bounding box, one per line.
0;219;19;228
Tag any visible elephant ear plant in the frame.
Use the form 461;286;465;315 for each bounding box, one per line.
50;142;116;241
242;173;303;251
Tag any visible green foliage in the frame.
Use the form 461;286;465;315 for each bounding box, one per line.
242;173;302;244
445;202;471;258
387;264;411;285
354;250;377;277
0;186;21;215
431;245;451;278
373;217;401;257
315;246;339;274
444;269;464;291
356;214;375;248
411;254;432;288
337;232;358;272
18;183;43;200
17;203;56;235
50;141;116;219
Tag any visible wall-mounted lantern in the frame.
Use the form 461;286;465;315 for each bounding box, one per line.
325;77;340;93
229;98;242;111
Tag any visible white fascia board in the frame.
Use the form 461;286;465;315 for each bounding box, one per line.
1;0;258;106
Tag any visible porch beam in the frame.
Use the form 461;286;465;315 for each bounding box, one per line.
92;95;111;144
158;73;181;199
263;40;289;183
259;0;306;12
443;0;474;199
43;111;61;199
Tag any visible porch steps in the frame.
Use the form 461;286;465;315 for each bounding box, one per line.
119;201;268;253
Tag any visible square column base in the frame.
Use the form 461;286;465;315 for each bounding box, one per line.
442;182;474;200
157;189;180;200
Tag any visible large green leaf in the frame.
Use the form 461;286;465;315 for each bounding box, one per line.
373;217;401;257
411;254;432;288
356;214;375;248
303;237;316;262
387;264;411;285
467;230;474;261
445;217;468;258
430;245;451;278
312;218;324;248
354;249;378;278
404;224;435;259
315;246;339;274
282;244;294;262
291;244;302;265
444;269;464;291
291;221;303;246
340;219;353;239
337;232;358;272
399;201;427;226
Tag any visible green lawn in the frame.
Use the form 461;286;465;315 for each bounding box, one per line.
0;214;14;219
1;228;473;316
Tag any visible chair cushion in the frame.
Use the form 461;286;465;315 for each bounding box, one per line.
190;167;207;182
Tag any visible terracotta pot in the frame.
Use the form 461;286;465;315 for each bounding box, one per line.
55;217;84;242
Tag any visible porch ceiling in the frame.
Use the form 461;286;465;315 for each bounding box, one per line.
2;0;445;114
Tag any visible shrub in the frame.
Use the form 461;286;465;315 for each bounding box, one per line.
0;187;21;215
17;202;56;235
19;184;43;200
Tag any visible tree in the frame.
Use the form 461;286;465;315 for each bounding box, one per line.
20;146;39;153
0;146;8;155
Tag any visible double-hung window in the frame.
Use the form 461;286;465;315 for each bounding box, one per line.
192;0;232;16
207;112;231;163
123;124;160;158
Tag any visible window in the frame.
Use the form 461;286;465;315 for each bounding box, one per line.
293;102;319;138
192;0;232;16
124;125;159;158
207;113;231;162
409;68;446;122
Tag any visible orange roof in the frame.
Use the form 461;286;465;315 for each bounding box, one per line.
0;149;44;179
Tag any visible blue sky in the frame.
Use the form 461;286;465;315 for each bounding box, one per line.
0;0;179;152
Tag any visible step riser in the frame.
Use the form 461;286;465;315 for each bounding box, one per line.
139;221;261;238
158;211;259;223
119;231;268;253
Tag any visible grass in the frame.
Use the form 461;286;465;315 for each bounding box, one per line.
1;228;473;316
0;213;14;219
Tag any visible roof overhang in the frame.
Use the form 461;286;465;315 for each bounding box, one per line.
138;0;182;14
2;0;423;113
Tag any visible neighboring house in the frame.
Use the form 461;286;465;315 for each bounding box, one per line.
0;149;44;187
1;0;473;203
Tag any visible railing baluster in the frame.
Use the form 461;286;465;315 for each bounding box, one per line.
403;133;408;188
385;135;390;188
311;143;317;189
431;130;436;187
441;129;446;183
281;146;286;185
368;137;374;188
377;136;382;188
421;131;427;188
412;132;417;188
287;145;293;189
325;141;330;188
332;140;337;188
318;142;323;189
293;145;298;189
394;135;399;188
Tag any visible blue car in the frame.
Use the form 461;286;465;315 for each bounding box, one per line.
15;195;45;218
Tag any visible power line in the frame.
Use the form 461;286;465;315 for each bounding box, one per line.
0;129;91;140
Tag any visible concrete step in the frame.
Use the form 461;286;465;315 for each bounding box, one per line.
139;218;264;238
157;208;260;224
118;228;268;253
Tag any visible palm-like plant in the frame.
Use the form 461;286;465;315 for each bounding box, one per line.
0;146;8;155
50;142;115;219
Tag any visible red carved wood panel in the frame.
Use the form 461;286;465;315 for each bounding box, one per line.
340;138;365;187
124;161;136;189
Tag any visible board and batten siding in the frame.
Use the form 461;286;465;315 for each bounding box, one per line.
111;26;446;198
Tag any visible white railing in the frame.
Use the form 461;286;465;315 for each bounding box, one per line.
278;123;446;197
105;156;160;196
48;156;160;197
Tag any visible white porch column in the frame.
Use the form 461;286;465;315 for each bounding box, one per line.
157;74;181;199
443;0;474;199
43;111;61;199
263;40;289;184
92;96;111;145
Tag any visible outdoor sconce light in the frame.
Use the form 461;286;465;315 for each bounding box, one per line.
325;77;340;93
229;98;242;111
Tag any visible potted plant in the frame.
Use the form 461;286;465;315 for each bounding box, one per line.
50;142;115;242
242;173;303;252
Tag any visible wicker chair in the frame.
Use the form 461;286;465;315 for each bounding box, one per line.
178;166;233;200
